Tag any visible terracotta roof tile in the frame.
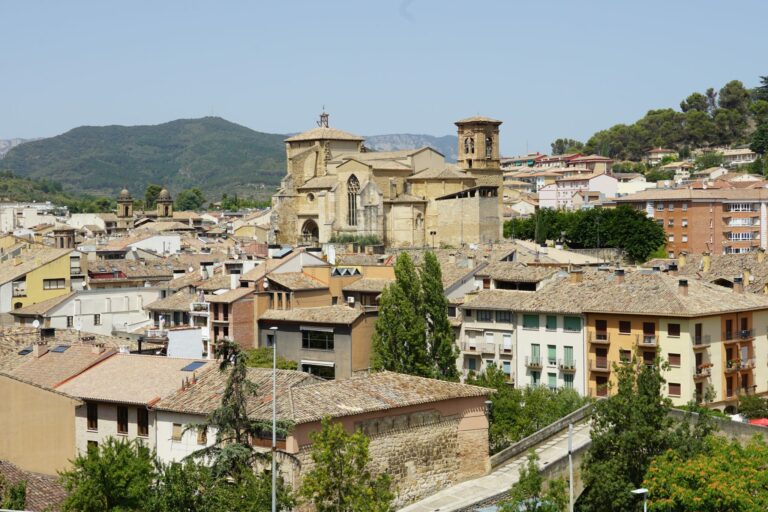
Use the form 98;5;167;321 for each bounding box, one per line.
267;272;328;291
260;305;363;325
0;460;66;512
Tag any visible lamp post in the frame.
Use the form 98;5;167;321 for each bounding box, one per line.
269;326;278;512
631;487;648;512
429;230;437;250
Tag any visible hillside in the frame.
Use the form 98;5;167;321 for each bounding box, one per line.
0;138;37;158
365;134;457;161
0;171;94;209
0;117;287;199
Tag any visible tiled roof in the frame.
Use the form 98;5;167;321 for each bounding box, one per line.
384;193;428;204
455;116;502;124
297;176;339;190
267;272;328;291
678;253;768;294
342;278;391;293
56;354;212;405
407;167;473;180
260;305;363;325
0;247;71;285
89;259;176;279
205;287;254;304
6;345;116;390
462;289;533;310
195;273;233;292
475;262;558;283
0;460;67;512
9;292;74;317
156;369;492;425
145;289;198;312
285;127;364;142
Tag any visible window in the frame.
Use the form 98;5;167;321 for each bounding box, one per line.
668;203;675;211
502;334;512;352
66;316;74;328
619;320;631;334
682;235;688;243
485;136;493;159
117;406;128;435
667;219;674;227
563;316;581;332
465;309;472;318
682;203;688;211
87;440;98;451
302;330;334;351
548;345;557;366
467;357;477;371
87;402;98;431
656;203;664;211
482;278;491;289
172;423;183;442
93;314;101;326
502;361;511;375
495;310;512;323
137;408;149;437
545;315;557;331
531;371;540;386
197;427;207;445
43;278;65;290
668;323;681;337
669;353;681;366
563;373;574;389
477;310;492;322
523;315;540;330
548;372;557;390
563;346;574;365
447;306;457;317
265;332;275;348
619;349;631;362
668;383;681;397
668;234;674;242
347;175;360;226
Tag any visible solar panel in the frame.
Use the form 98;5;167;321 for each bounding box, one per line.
51;345;70;353
181;361;206;372
17;346;32;356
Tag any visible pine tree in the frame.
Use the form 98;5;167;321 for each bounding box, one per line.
421;251;459;381
372;253;430;376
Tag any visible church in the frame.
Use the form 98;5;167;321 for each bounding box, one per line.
271;113;503;248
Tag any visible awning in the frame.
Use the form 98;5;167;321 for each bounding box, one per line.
300;360;335;368
299;325;334;333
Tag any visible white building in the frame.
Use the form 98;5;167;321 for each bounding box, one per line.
548;172;618;210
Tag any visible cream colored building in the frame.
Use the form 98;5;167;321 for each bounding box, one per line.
271;113;503;248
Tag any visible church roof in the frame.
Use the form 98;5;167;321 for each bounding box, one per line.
384;193;428;204
455;116;502;125
297;176;339;190
408;167;474;181
285;127;364;143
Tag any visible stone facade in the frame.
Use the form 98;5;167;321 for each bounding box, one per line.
272;113;503;248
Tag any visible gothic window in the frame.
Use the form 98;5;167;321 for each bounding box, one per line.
485;136;493;158
464;137;471;154
347;175;360;226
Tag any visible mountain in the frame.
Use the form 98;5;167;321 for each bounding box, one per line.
0;117;286;199
0;138;39;158
364;134;458;162
0;118;460;200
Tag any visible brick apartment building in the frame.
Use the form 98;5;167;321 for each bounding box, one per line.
611;189;768;257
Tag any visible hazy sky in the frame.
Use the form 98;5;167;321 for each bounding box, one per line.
2;0;767;154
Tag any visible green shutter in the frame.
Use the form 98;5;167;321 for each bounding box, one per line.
548;345;556;365
523;315;540;329
546;315;557;330
564;316;582;331
564;346;574;365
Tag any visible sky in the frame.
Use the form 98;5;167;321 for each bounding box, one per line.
2;0;768;155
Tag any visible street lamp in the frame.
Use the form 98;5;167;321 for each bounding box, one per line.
429;230;437;250
269;326;278;512
631;487;648;512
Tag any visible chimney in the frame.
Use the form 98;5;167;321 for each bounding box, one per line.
32;342;48;358
230;273;239;290
668;262;678;276
702;252;711;273
759;248;766;264
569;268;584;284
91;343;105;355
467;255;476;269
678;251;687;269
678;279;688;296
733;276;744;294
614;268;625;284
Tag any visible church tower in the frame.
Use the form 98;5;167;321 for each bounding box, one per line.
157;188;173;219
455;116;502;172
117;187;134;231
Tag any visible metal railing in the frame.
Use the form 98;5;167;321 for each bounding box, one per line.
693;366;711;378
525;356;542;368
693;334;711;347
588;331;610;344
145;329;168;339
558;358;576;371
639;334;657;347
481;343;497;355
461;342;480;353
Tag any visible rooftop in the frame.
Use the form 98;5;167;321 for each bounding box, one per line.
267;272;328;291
260;305;363;325
285;127;364;143
0;247;71;286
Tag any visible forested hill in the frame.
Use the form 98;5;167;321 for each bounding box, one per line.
555;76;768;161
0;117;287;198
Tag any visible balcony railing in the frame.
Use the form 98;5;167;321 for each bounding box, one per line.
525;356;543;369
12;289;26;297
638;334;657;347
481;343;497;355
461;342;480;353
590;357;610;372
740;358;756;370
588;332;611;345
558;359;577;372
190;302;209;313
693;366;711;379
723;331;734;341
739;329;753;340
693;335;711;348
145;329;168;340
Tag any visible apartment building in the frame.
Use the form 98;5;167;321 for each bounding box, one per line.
538;172;618;210
612;188;768;256
0;247;73;313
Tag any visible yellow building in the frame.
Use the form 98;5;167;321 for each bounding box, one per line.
0;247;73;313
272;112;503;248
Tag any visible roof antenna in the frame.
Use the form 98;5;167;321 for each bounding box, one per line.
317;107;329;128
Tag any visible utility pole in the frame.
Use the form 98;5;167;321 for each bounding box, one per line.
270;326;278;512
568;423;574;512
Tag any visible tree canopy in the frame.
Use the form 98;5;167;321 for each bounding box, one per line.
174;187;205;211
500;451;568;512
550;138;584;155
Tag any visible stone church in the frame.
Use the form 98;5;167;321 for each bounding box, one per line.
271;113;503;248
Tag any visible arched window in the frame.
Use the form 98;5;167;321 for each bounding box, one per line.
469;137;475;154
464;137;471;154
485;136;493;158
347;175;360;226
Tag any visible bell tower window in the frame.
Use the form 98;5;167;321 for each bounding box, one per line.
347;175;360;226
485;136;493;159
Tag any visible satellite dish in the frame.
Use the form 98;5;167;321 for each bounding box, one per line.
32;319;40;329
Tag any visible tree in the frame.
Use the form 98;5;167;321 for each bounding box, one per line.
550;138;584;155
0;474;25;511
645;436;768;511
372;253;431;377
244;347;298;370
174;187;206;211
737;393;768;419
500;451;568;512
150;459;210;512
421;251;459;381
145;184;163;209
754;75;768;102
679;92;708;113
750;124;768;155
300;416;393;512
718;80;751;115
750;99;768;126
59;437;155;512
705;87;718;116
694;151;724;170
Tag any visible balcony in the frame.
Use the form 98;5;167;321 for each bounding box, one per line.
190;302;209;314
590;357;611;373
693;335;711;349
638;334;658;348
525;356;543;369
558;359;577;372
461;342;480;353
693;366;711;380
740;358;756;371
11;288;26;298
739;329;753;340
144;329;168;342
588;332;611;345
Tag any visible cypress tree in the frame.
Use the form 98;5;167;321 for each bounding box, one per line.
421;251;459;381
